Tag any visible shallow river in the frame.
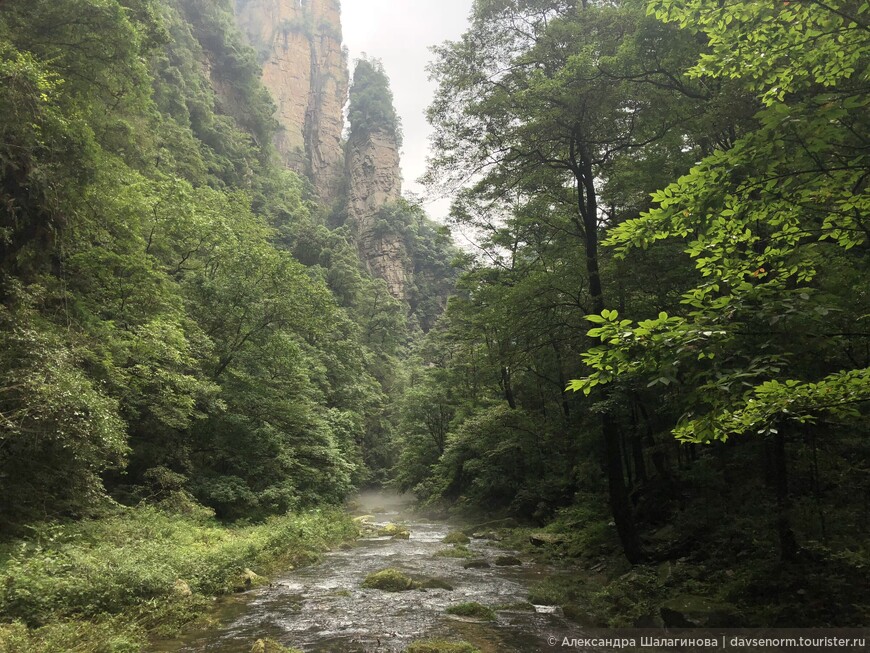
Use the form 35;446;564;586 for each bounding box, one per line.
153;492;579;652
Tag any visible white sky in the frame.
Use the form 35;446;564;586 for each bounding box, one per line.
341;0;473;222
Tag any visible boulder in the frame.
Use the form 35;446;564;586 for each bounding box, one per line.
442;531;470;545
235;568;265;593
494;555;522;566
362;568;418;591
377;523;408;537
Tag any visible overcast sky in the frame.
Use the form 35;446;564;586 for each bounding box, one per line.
341;0;473;221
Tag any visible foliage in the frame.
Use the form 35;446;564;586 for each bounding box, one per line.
0;506;355;651
348;58;402;145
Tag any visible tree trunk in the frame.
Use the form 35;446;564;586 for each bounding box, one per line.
575;147;644;564
770;432;798;561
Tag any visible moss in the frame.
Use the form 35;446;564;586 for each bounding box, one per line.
528;579;572;606
251;639;303;653
494;555;522;566
361;568;418;592
434;545;473;559
405;639;480;653
419;578;454;591
445;602;497;621
442;531;470;545
377;523;408;536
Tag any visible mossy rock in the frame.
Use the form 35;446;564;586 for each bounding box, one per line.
392;530;411;540
494;555;522;566
435;545;473;559
362;568;418;591
660;595;742;627
234;568;266;592
251;639;303;653
377;523;408;536
443;531;470;545
419;577;454;591
463;559;491;569
405;641;480;653
446;601;497;621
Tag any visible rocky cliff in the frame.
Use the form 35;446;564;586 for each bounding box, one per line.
234;0;347;204
346;129;410;300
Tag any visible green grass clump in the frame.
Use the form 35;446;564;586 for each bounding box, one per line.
0;506;356;653
442;531;470;545
434;545;473;559
445;601;497;621
405;640;480;653
528;578;574;606
361;568;418;591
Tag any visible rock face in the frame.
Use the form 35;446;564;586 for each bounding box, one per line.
345;129;411;300
234;0;347;204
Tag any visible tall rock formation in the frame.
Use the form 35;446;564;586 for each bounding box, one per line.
345;60;411;300
234;0;347;204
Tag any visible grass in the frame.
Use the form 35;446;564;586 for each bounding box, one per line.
0;505;356;652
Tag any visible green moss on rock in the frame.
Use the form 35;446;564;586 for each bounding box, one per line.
251;638;303;653
442;531;470;545
361;568;418;591
445;602;497;621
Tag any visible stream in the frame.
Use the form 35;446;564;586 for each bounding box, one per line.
153;491;579;653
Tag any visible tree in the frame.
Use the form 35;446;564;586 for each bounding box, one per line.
574;0;870;561
426;0;732;562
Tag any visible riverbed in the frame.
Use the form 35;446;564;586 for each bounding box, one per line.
152;491;578;652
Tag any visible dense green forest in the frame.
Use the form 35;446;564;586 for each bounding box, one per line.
0;0;868;649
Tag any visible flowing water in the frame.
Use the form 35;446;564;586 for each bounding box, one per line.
153;492;581;653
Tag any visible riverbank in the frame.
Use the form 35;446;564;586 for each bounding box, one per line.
0;505;356;653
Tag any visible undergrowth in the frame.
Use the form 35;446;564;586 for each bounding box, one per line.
0;506;356;652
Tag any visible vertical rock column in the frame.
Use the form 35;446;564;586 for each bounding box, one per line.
234;0;348;205
345;129;410;300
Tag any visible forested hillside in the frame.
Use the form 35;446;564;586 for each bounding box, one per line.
0;0;868;649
